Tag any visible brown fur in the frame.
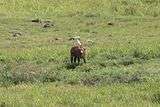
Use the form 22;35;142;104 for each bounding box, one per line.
70;46;86;64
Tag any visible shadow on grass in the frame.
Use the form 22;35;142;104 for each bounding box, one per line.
65;63;80;70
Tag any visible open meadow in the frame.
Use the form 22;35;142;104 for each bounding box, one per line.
0;0;160;106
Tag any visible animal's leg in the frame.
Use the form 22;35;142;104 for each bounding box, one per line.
71;56;74;63
77;57;80;64
83;57;86;63
74;57;77;63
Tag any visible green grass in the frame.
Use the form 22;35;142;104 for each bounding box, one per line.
0;0;160;106
0;83;160;107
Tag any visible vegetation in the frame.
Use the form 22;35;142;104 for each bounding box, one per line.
0;0;160;106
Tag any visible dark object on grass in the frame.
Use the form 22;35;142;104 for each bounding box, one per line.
66;63;77;69
31;18;41;23
43;23;54;28
69;37;75;41
108;22;114;26
54;38;62;41
108;34;112;37
70;46;86;64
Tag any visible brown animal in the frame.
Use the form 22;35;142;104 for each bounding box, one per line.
70;46;86;64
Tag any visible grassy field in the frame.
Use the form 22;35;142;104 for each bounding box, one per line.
0;0;160;106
